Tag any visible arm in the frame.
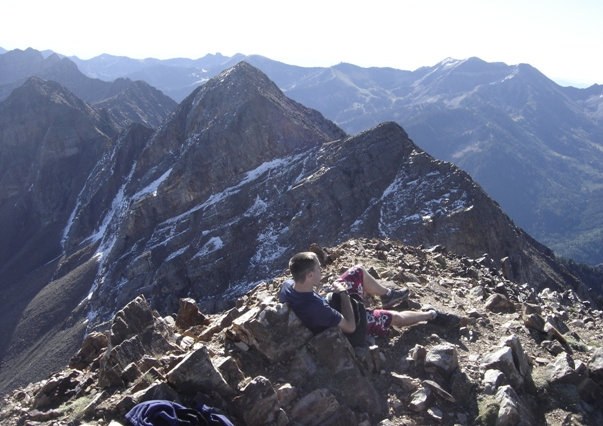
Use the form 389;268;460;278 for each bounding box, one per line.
333;282;356;334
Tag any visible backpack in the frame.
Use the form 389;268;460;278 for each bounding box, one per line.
327;292;368;348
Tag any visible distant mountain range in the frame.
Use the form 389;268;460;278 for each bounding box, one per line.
0;48;176;128
18;48;598;267
1;60;593;395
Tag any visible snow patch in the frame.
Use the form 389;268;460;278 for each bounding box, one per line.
166;245;189;262
244;195;268;217
378;166;470;236
132;168;172;201
161;154;303;227
252;225;289;265
193;237;223;259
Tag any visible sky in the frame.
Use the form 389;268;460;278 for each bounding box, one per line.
2;0;602;87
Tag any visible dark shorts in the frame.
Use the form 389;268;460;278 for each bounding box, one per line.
336;265;393;337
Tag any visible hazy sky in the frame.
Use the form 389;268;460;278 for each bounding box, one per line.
2;0;602;87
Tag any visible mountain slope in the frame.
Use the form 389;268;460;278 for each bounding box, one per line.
64;52;603;265
0;78;118;393
0;77;116;279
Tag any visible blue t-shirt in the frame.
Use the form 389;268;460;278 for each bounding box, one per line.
278;279;342;334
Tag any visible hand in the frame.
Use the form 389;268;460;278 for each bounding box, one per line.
332;281;348;294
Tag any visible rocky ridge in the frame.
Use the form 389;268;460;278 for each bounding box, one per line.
1;238;602;425
59;50;603;266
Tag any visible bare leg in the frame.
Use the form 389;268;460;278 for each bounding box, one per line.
390;310;435;328
360;267;390;296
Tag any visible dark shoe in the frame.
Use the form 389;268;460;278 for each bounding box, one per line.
430;310;461;328
380;287;409;308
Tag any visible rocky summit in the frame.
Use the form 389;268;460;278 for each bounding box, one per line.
0;62;596;398
1;239;602;425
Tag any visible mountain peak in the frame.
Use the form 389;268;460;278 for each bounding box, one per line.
191;60;283;102
178;61;345;145
4;76;90;113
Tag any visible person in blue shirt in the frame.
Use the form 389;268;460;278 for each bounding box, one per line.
279;251;441;339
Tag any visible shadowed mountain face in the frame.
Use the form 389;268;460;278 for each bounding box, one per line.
0;77;116;280
61;52;603;265
0;62;589;395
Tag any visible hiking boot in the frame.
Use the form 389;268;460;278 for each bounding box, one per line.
429;310;461;328
380;287;409;308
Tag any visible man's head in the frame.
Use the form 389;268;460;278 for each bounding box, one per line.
289;252;321;285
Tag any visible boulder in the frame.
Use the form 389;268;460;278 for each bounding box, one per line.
290;388;341;425
175;297;208;330
229;302;312;361
390;373;421;393
495;385;534;426
484;369;506;394
110;295;155;346
215;356;245;389
234;376;282;426
485;293;514;312
481;346;524;389
422;379;455;402
308;328;383;417
523;313;545;332
166;346;233;396
545;352;580;385
424;344;458;377
409;387;431;412
32;370;82;410
501;335;531;378
276;383;297;408
69;331;109;370
588;347;603;382
543;322;568;346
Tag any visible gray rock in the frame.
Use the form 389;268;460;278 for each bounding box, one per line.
495;385;532;426
501;335;531;378
290;388;341;425
545;352;580;385
485;293;514;312
541;339;565;355
523;313;545;332
69;331;109;370
166;346;232;395
276;383;297;408
110;295;155;346
215;356;245;389
425;343;459;376
230;302;312;361
588;347;603;382
235;376;281;426
484;369;506;394
481;346;524;389
308;328;383;417
175;297;208;330
409;387;431;412
390;373;421;393
423;379;456;402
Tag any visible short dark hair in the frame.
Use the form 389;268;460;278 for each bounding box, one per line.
289;252;318;283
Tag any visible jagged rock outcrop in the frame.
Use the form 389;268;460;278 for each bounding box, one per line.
1;239;602;425
0;61;594;397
